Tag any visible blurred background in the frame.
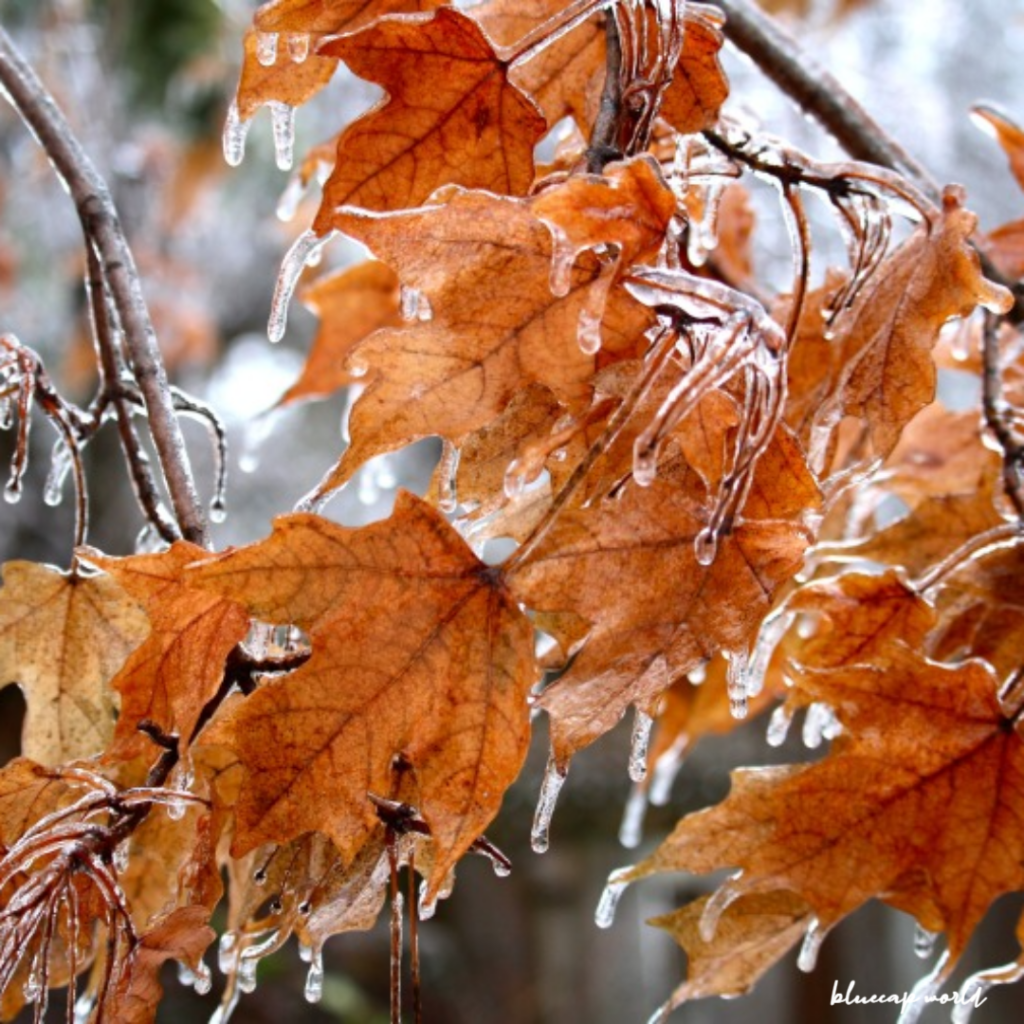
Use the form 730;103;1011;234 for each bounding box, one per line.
1;0;1024;1021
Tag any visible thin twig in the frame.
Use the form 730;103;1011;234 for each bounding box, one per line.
587;14;625;173
0;27;208;546
714;0;940;200
981;312;1024;520
85;246;181;544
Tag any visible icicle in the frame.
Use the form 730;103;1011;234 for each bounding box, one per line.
802;702;841;749
222;100;251;167
276;174;307;222
268;102;296;171
649;743;685;806
437;442;460;513
766;703;794;747
417;880;437;921
797;917;825;972
725;648;749;720
743;609;796;699
73;992;97;1024
698;872;743;941
4;477;21;504
286;33;310;63
628;708;655;783
303;947;324;1003
618;784;647;849
208;987;241;1024
577;305;602;355
237;957;257;994
531;752;568;853
255;32;279;66
645;999;672;1024
179;959;213;995
268;230;335;343
546;222;576;298
43;439;73;506
896;951;951;1024
594;867;632;929
693;526;718;567
913;923;939;960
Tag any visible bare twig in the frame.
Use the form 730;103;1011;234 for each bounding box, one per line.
982;312;1024;520
0;27;208;546
587;14;625;173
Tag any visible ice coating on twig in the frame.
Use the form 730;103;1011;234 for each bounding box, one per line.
698;871;743;942
531;752;568;853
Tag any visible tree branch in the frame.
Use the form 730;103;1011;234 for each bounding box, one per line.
0;27;209;546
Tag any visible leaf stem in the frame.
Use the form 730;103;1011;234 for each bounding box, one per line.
0;27;208;546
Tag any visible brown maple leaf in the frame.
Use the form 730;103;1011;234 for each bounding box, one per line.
277;260;402;409
312;8;546;220
629;573;1024;999
658;3;729;135
309;187;617;499
84;543;251;762
0;562;149;765
507;478;810;768
188;492;537;899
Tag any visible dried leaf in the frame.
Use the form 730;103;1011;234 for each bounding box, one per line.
278;260;402;408
659;4;729;135
313;8;545;219
85;544;250;762
508;480;810;767
188;492;537;898
0;563;149;765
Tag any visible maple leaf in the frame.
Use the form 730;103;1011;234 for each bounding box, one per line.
507;478;811;768
84;543;251;762
819;188;1012;456
649;891;813;1010
188;492;537;899
658;3;729;135
277;260;402;409
629;571;1024;1001
312;8;546;220
108;906;215;1024
309;187;621;498
0;562;149;765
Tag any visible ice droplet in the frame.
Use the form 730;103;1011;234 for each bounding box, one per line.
913;923;939;960
4;478;22;504
577;305;602;355
802;702;841;749
269;230;335;343
303;948;324;1003
694;527;718;567
594;868;632;929
531;752;568;853
491;857;511;878
628;709;654;783
645;999;672;1024
210;498;228;524
287;33;310;63
632;441;658;487
237;956;258;994
766;703;794;747
417;880;437;921
268;102;296;171
218;931;239;975
179;959;212;995
618;784;647;849
256;32;279;66
222;100;251;167
797;918;825;972
73;992;97;1024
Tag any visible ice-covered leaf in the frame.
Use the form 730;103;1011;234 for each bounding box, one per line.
0;562;149;765
188;492;537;899
508;479;810;768
659;3;728;135
312;8;545;219
312;188;613;496
85;544;251;762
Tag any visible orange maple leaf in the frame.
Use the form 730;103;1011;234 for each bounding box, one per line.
188;492;537;899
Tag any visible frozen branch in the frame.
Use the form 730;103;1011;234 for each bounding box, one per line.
0;27;209;546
